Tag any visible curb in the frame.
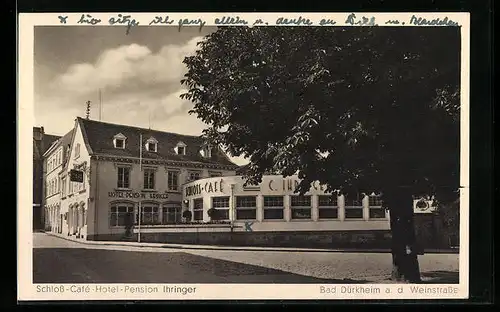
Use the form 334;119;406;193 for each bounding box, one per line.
39;232;459;254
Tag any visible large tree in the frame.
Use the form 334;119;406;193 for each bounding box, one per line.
181;26;461;283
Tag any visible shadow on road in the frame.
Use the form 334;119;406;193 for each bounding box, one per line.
34;248;372;284
420;270;459;284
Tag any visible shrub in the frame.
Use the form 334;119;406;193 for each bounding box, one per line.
207;208;219;220
182;210;193;221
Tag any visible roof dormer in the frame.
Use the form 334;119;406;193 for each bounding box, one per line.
174;141;186;155
113;133;127;149
200;144;213;158
145;136;158;152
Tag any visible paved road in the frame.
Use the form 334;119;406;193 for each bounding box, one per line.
33;233;459;284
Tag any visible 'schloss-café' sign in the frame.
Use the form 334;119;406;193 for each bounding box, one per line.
185;179;225;197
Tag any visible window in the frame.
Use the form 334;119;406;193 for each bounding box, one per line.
115;139;125;149
291;195;312;219
318;195;339;219
138;203;160;225
148;142;157;152
188;171;201;181
69;181;74;194
61;177;66;197
167;171;179;191
145;137;158;152
175;142;187;155
235;196;257;220
200;146;212;158
117;167;130;189
162;203;182;224
209;171;222;177
263;196;284;220
143;168;155;190
211;196;230;220
193;198;204;221
344;195;364;219
113;133;127;149
75;178;84;192
74;143;81;159
109;203;134;227
368;195;386;219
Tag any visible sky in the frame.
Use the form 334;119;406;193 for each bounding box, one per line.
34;26;249;166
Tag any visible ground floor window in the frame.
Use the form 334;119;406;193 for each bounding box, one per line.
344;196;364;219
138;203;160;225
110;203;134;227
163;204;182;224
290;195;312;219
211;196;230;220
235;196;257;220
193;198;203;221
368;195;386;218
318;195;339;219
263;196;284;220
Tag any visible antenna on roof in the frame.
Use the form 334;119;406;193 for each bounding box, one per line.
85;100;91;119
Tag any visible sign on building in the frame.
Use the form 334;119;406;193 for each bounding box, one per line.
413;198;437;214
69;169;84;183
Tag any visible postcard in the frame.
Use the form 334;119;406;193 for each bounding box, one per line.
18;12;469;301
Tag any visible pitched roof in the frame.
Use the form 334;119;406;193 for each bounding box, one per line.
41;134;61;154
236;164;251;175
59;129;75;166
77;117;238;169
43;129;74;155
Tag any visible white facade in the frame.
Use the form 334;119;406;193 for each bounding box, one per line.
182;175;391;232
87;156;236;239
60;122;91;239
42;118;239;241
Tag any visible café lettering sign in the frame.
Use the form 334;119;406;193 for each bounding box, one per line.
108;191;169;200
185;179;225;197
267;178;329;193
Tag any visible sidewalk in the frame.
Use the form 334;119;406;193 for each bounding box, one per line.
41;231;459;254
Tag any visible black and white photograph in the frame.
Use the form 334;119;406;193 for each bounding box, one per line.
19;12;469;300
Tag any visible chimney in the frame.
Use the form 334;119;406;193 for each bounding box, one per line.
33;126;44;141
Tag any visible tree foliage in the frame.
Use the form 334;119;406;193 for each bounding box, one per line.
181;26;461;206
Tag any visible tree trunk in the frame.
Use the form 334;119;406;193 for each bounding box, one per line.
388;190;422;283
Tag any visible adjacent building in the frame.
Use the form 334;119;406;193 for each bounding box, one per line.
33;127;61;230
41;129;74;233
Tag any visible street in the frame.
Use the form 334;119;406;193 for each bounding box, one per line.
33;233;459;284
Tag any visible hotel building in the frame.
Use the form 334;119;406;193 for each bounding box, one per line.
42;117;238;241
